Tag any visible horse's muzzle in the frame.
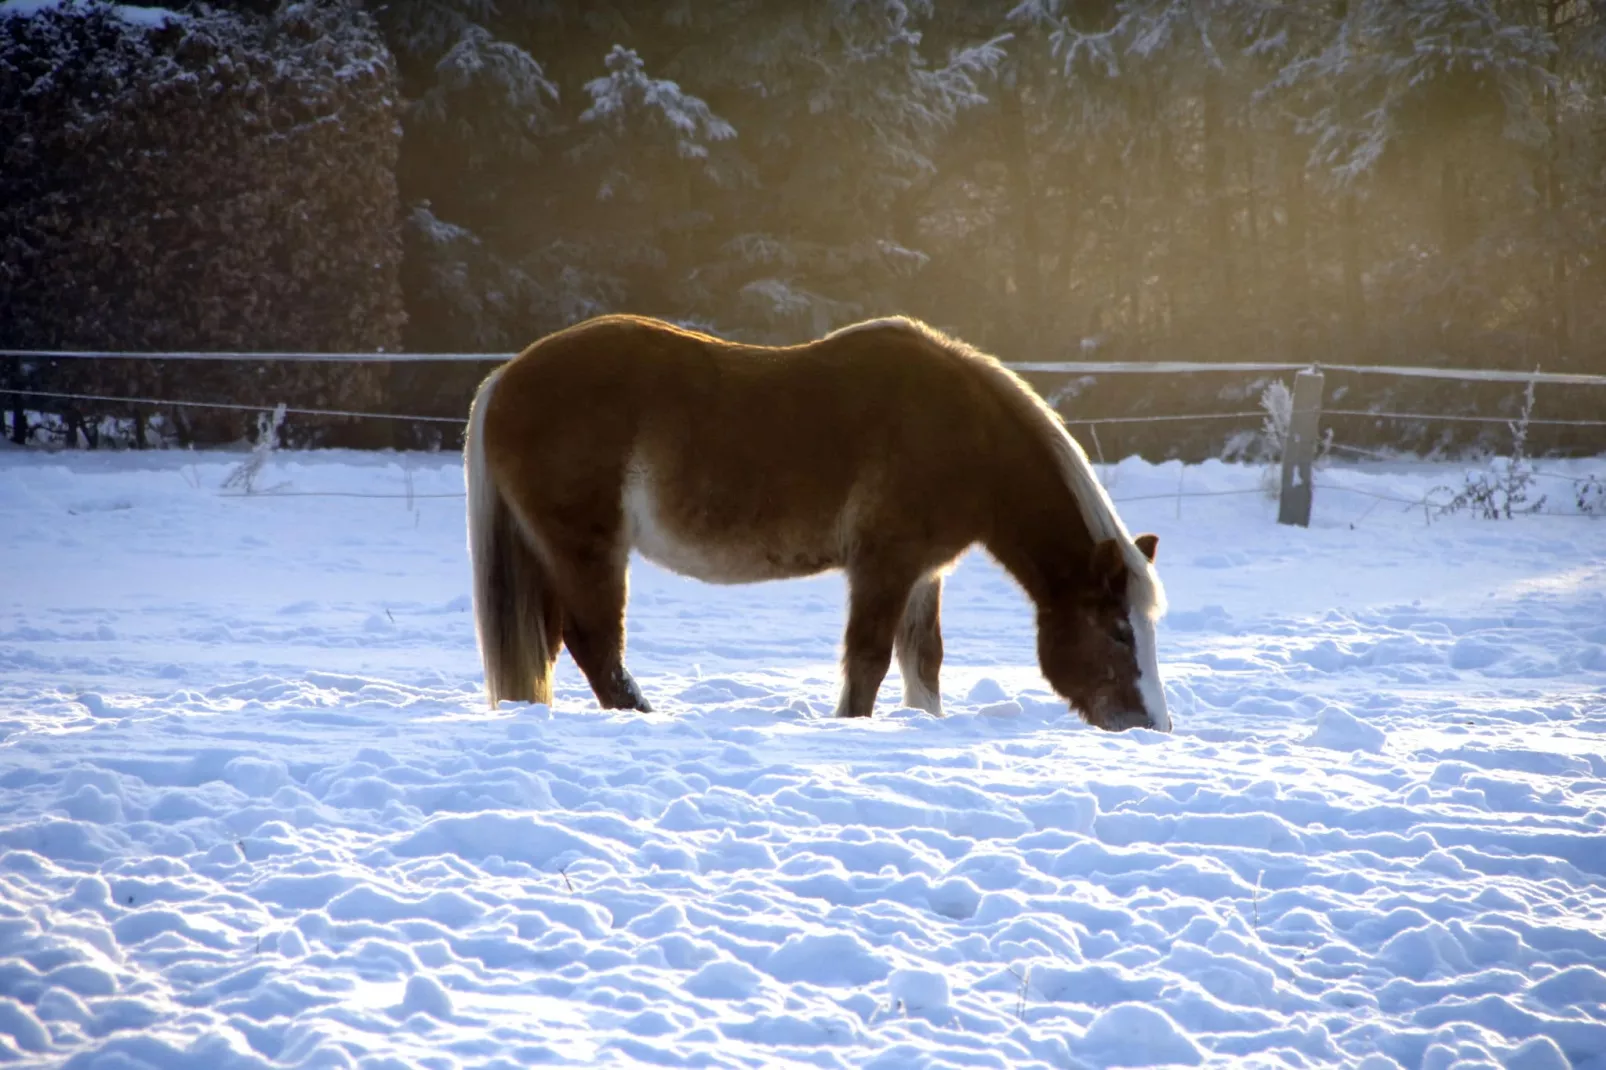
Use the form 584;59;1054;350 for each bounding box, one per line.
1098;706;1171;733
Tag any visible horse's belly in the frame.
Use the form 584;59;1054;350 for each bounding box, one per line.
622;471;839;584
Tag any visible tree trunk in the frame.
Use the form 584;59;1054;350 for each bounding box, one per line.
1543;0;1570;366
1283;143;1312;353
1244;141;1263;333
1439;157;1470;349
1341;191;1365;359
1153;91;1174;352
998;73;1045;360
1119;179;1142;345
1440;158;1468;261
1202;73;1236;346
1051;147;1083;341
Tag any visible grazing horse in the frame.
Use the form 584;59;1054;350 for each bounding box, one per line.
465;314;1169;731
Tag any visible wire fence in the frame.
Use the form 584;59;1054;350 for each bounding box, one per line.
8;348;1605;385
7;353;1605;435
207;469;1603;521
0;386;1280;436
0;349;506;364
213;484;1285;507
4;347;1604;522
0;387;467;424
1324;408;1606;428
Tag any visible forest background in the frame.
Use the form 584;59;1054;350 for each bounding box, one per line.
2;0;1603;450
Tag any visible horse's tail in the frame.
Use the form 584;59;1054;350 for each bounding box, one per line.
465;367;553;708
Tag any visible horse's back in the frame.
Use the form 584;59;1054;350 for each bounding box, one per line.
482;315;1010;581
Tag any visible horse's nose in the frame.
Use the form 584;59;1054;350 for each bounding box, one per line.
1114;704;1171;733
1100;707;1157;732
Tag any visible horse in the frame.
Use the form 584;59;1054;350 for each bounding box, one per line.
464;314;1169;731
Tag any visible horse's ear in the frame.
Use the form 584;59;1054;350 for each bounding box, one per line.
1134;533;1159;563
1090;538;1128;595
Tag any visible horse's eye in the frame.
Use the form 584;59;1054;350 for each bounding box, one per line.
1112;621;1135;648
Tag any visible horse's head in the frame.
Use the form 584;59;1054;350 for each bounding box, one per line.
1037;533;1170;733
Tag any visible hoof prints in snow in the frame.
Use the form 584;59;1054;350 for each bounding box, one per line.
1;450;1604;1068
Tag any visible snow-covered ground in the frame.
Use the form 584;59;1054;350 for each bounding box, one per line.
2;447;1603;1069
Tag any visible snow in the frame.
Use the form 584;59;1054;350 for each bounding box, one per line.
0;0;61;17
0;0;184;26
1;446;1604;1068
581;45;735;159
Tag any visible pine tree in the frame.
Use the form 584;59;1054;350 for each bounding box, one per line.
652;1;1003;339
0;0;405;444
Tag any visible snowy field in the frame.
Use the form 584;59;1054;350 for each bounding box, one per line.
2;446;1604;1070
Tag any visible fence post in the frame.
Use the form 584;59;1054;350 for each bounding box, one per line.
1277;367;1325;527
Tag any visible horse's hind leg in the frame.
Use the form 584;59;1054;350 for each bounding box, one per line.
895;574;944;716
547;541;653;713
835;563;921;719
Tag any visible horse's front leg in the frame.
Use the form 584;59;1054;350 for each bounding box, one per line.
895;573;944;716
835;565;921;718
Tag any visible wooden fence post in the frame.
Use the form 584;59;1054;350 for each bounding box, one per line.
1277;367;1325;527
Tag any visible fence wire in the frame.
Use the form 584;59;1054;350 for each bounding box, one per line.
8;349;1605;387
1312;480;1602;519
0;386;1263;433
1326;408;1606;428
212;479;1600;519
0;349;505;365
0;387;466;424
1065;411;1263;426
216;485;1276;506
6;355;1603;525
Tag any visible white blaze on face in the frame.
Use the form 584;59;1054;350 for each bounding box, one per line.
1128;604;1170;732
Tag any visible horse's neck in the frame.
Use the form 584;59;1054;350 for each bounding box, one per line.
982;460;1094;611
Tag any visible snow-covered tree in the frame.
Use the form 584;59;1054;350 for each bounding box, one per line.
1266;1;1558;360
0;0;405;443
558;44;736;318
372;0;496;65
651;0;1004;339
378;1;1005;345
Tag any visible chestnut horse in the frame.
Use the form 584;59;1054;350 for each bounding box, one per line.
465;314;1169;731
